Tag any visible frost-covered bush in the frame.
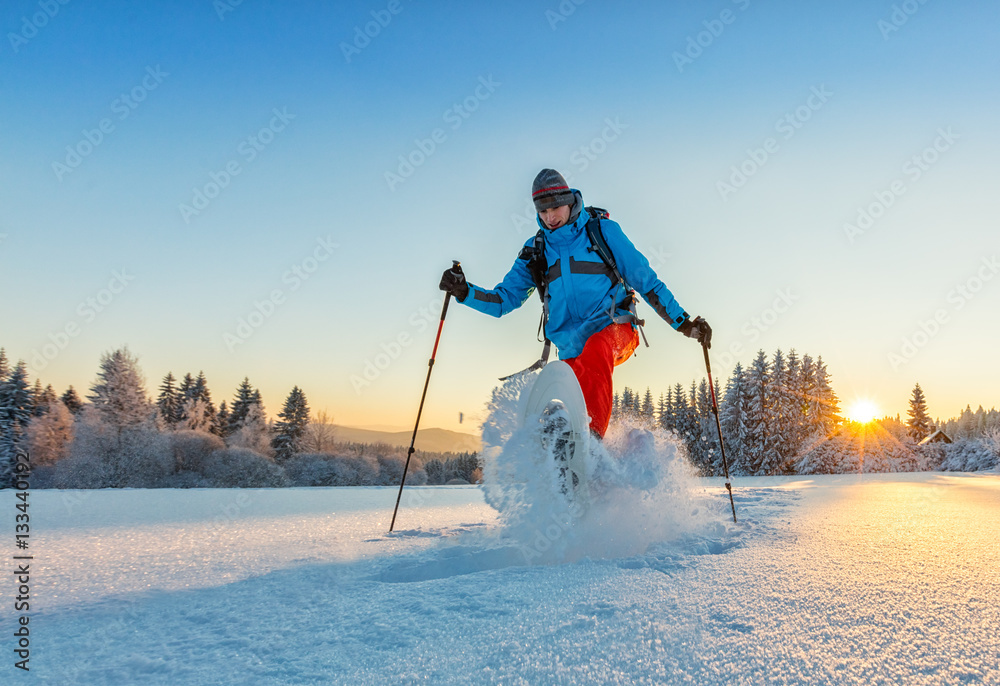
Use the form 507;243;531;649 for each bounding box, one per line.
376;453;406;485
284;453;342;487
55;409;172;488
169;430;225;473
284;452;420;487
200;447;289;488
161;470;213;489
939;439;998;472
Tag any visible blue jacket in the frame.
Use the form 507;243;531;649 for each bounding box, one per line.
462;190;689;359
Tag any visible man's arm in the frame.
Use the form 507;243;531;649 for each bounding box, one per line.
457;246;538;318
600;220;690;329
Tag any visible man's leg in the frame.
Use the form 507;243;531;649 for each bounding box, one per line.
564;323;639;438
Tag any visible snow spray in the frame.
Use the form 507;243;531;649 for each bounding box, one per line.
479;374;720;566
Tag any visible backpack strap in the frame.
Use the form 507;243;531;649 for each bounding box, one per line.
584;206;627;289
502;230;553;380
585;206;650;350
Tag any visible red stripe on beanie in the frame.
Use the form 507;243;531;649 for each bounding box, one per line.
532;185;570;197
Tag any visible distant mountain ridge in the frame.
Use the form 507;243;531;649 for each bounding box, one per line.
332;425;481;454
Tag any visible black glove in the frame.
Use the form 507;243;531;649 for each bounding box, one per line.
678;315;712;349
439;264;469;302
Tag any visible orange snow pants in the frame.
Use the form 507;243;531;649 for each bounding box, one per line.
564;323;640;439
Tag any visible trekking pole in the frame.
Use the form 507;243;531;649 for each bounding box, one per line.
702;341;737;523
389;261;458;532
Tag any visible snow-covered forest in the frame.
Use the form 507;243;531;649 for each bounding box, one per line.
1;345;996;489
612;349;999;476
0;346;478;489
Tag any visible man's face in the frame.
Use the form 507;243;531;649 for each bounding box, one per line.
539;205;571;230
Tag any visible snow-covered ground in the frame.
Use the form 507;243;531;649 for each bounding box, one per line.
10;470;999;685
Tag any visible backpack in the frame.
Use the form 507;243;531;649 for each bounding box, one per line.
500;207;647;380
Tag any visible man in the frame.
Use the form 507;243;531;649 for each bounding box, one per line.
440;168;711;439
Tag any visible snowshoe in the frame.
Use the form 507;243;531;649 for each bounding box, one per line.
517;361;591;504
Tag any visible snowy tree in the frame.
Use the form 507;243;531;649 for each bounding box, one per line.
720;363;751;475
180;398;213;432
744;350;780;475
228;377;258;434
907;383;932;440
641;387;654;421
60;386;83;415
0;360;32;486
812;357;842;435
87;347;153;429
271;386;310;462
0;348;8;380
55;408;172;488
27;400;74;465
156;372;182;427
302;409;337;453
214;400;231;438
190;371;216;426
228;403;272;457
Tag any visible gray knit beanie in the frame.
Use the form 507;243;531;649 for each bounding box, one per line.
531;169;575;212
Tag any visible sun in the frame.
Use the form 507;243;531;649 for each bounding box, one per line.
847;399;880;424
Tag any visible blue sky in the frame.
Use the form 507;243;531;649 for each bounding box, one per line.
2;0;998;432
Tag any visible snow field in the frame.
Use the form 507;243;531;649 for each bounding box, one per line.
6;472;999;684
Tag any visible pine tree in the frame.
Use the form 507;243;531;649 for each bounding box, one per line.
768;349;793;472
620;387;635;420
721;362;751;474
87;347;153;429
661;387;676;432
228;378;257;433
214;400;230;438
745;350;775;475
33;383;58;418
813;357;842;435
30;379;44;417
190;371;217;428
0;348;8;380
271;386;310;462
907;383;932;440
0;360;32;486
156;372;182;427
641;387;654;421
60;386;83;415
